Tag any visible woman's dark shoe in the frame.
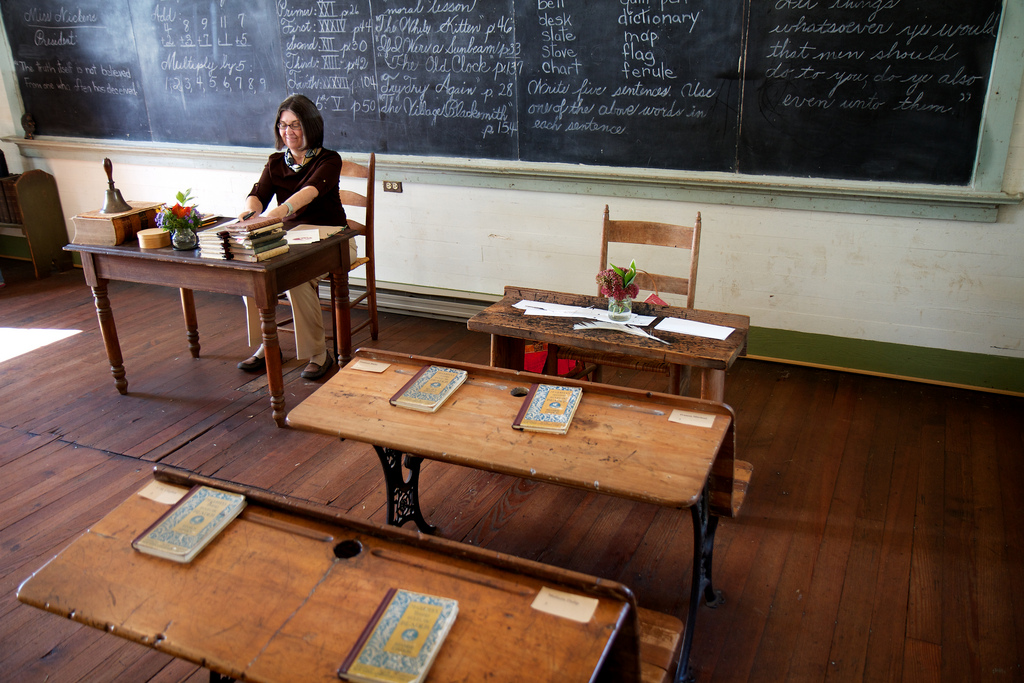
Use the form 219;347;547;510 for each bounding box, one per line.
237;348;282;373
300;352;334;380
237;354;266;373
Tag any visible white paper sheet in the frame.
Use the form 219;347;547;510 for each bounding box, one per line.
514;299;656;326
513;300;591;317
654;317;734;341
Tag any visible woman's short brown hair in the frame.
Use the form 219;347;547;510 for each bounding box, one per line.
274;94;324;150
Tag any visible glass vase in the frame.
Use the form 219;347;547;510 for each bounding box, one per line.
170;227;197;250
607;297;632;322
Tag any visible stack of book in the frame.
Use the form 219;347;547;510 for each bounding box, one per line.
196;226;232;259
198;215;288;262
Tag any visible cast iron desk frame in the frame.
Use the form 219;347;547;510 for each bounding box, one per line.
286;349;750;683
17;465;643;682
66;230;357;426
467;286;750;402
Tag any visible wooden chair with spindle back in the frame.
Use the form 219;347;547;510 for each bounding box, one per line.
549;204;701;395
335;152;378;342
277;153;378;359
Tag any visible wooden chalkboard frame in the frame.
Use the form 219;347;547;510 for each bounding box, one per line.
3;2;1022;222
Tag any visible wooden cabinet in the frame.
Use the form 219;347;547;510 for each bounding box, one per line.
0;170;71;278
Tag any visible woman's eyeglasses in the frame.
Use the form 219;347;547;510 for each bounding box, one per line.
277;121;302;131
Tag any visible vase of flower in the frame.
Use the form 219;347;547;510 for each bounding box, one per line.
596;259;639;322
156;188;203;251
607;296;632;321
170;226;198;250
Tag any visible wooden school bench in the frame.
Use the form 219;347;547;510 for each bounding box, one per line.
286;349;752;681
18;465;684;683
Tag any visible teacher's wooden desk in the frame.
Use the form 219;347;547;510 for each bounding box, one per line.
467;286;750;402
66;230;357;426
18;466;652;683
286;349;752;682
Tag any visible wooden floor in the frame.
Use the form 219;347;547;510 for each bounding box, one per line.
1;256;1021;683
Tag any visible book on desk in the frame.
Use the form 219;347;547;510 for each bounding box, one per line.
339;588;458;683
512;384;583;435
389;365;468;413
131;485;245;563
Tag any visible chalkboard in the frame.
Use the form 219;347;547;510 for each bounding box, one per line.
0;0;1004;185
740;0;1003;183
2;0;150;139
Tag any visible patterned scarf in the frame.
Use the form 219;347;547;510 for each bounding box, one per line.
284;147;320;172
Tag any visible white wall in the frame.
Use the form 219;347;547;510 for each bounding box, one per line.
2;60;1022;361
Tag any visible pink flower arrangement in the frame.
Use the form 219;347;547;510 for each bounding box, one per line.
596;259;639;301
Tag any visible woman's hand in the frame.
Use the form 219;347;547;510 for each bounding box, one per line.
239;196;263;221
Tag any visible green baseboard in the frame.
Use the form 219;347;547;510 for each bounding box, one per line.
749;327;1024;395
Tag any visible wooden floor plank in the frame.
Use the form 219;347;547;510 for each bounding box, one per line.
707;362;819;682
905;387;946;650
743;372;852;683
994;395;1024;681
862;383;924;683
902;637;941;683
782;373;880;682
941;393;980;681
825;377;906;682
966;393;1020;679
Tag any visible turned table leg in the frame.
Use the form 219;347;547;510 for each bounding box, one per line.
259;305;286;427
180;288;200;358
332;271;353;365
90;280;127;395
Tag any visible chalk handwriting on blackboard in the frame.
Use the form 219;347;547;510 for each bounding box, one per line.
0;0;1002;184
741;0;999;182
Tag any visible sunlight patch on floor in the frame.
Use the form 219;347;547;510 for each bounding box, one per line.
0;328;82;363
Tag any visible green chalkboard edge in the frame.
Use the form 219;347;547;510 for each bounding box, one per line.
746;326;1024;397
973;0;1024;189
8;136;1021;223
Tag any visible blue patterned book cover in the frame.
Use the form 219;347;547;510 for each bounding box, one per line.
131;485;246;563
340;588;458;683
512;384;583;434
389;365;468;413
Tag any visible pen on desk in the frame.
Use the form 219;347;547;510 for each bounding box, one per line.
241;210;256;220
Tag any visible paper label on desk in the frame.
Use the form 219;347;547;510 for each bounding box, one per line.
351;359;390;373
669;410;717;428
137;480;189;505
531;587;599;623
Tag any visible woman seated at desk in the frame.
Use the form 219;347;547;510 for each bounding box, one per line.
237;93;348;380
